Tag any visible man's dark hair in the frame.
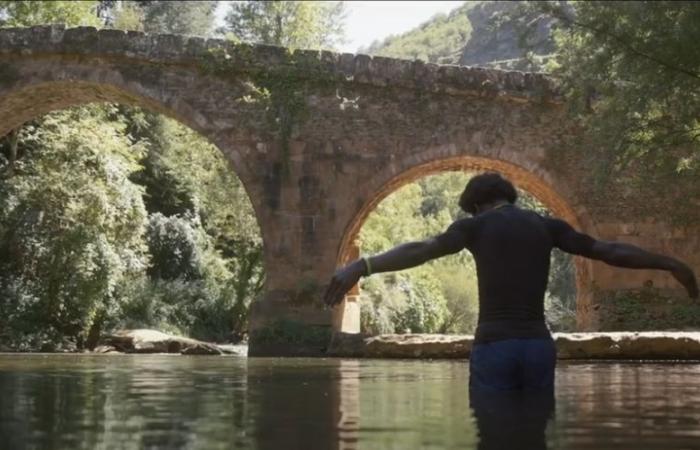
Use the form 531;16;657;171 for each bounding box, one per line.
459;172;518;214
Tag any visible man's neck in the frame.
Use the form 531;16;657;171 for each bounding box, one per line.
478;200;511;213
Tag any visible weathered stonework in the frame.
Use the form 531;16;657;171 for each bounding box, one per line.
1;26;698;356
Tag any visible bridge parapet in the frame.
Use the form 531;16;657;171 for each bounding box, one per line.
0;25;559;103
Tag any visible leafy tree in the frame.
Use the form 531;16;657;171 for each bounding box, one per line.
128;116;264;336
527;1;700;172
110;1;144;32
0;106;149;349
221;1;346;49
0;0;101;27
142;0;216;36
108;0;217;36
119;211;243;342
359;176;460;334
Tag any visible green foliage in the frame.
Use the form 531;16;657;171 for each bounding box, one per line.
140;0;216;36
130;115;264;334
364;3;476;63
0;106;264;347
0;0;101;27
116;276;240;342
111;1;145;32
599;288;700;331
359;173;473;334
107;0;217;36
0;106;149;348
221;1;346;49
537;1;700;172
146;213;209;281
251;319;332;348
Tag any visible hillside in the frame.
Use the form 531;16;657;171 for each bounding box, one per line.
365;1;556;70
362;2;477;64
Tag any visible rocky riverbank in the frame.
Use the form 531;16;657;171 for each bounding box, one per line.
5;330;700;360
327;331;700;360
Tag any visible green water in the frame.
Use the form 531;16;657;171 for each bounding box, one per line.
0;355;699;449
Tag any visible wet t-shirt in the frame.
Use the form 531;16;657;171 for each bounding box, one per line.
435;205;595;344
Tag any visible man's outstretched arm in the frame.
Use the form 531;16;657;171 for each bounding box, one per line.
550;219;699;299
323;236;462;307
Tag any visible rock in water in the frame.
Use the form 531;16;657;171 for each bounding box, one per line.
100;329;223;355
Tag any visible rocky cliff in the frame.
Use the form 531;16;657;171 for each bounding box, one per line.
458;1;557;71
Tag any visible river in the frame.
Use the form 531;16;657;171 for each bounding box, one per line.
0;355;699;449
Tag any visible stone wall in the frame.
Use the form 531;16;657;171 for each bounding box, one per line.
0;26;698;356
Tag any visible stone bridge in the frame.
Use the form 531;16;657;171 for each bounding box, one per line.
1;26;698;356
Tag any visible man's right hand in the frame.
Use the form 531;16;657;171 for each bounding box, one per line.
323;259;366;307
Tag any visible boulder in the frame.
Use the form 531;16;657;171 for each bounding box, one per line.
92;345;119;354
100;329;223;355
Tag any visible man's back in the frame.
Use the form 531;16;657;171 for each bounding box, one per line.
438;205;578;343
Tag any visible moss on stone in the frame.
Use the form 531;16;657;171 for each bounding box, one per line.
199;46;346;175
0;64;20;88
598;288;700;331
251;319;332;348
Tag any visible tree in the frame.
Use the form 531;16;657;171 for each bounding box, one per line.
0;106;149;349
0;1;101;27
537;1;700;172
221;1;346;49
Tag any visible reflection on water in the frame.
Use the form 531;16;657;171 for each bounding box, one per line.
0;355;699;449
470;387;554;450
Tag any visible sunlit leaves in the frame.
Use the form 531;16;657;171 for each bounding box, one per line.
0;0;101;28
221;1;346;50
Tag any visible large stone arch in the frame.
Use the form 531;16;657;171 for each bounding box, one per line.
0;30;279;302
0;55;261;212
333;153;598;334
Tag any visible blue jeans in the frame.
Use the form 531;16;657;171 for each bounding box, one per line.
469;338;556;391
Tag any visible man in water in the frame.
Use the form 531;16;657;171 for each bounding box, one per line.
324;172;698;391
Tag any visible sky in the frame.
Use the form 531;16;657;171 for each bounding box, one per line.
340;1;465;53
215;1;466;54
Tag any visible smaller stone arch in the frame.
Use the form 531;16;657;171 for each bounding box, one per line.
0;74;274;317
334;155;597;333
0;57;271;241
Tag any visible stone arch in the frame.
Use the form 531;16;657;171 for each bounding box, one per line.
334;155;598;333
0;59;271;269
0;61;256;187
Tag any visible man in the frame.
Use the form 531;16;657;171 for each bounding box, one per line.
324;172;698;391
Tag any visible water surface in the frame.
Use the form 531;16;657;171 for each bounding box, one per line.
1;355;699;449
